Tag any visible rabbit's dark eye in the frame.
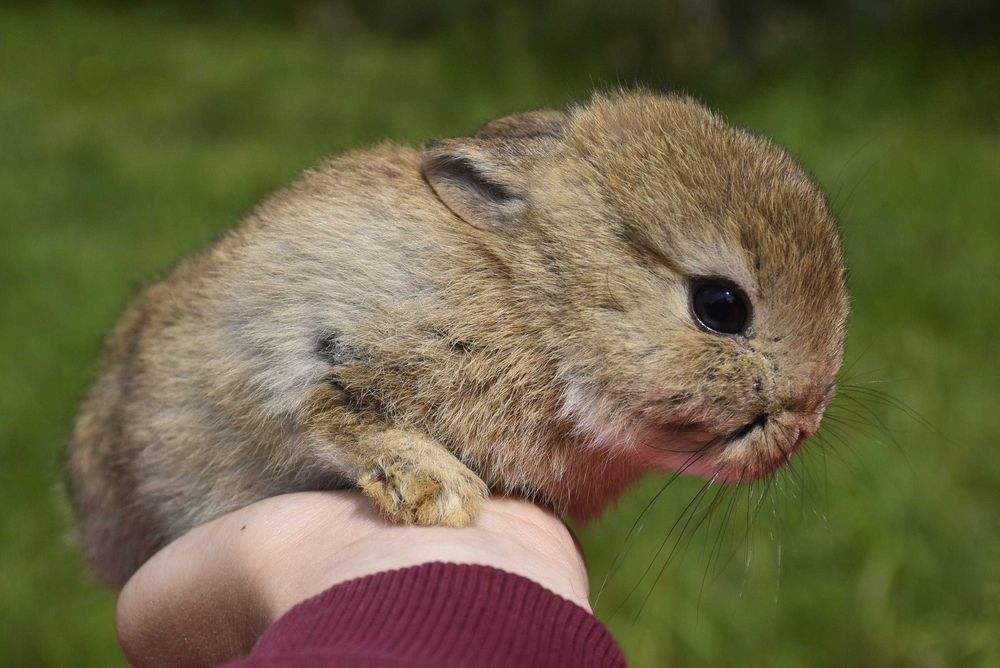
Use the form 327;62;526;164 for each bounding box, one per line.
690;279;751;336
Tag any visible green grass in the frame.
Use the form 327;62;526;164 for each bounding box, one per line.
1;5;998;666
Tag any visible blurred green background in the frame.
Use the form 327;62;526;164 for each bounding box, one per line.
1;1;998;665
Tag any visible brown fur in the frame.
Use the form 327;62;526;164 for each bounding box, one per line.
64;91;849;587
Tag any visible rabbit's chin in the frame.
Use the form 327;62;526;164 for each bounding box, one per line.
560;417;817;523
626;421;814;485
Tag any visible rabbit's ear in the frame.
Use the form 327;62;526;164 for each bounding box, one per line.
473;110;567;140
421;110;567;230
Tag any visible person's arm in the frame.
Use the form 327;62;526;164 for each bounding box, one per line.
116;491;624;667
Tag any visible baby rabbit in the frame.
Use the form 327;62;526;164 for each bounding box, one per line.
65;90;850;587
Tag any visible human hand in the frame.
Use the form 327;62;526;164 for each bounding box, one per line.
116;491;589;667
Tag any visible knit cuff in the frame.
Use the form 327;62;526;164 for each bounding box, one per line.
228;561;624;667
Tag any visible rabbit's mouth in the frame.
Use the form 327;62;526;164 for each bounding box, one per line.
712;424;812;482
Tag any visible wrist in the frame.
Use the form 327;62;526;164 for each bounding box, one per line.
244;493;590;624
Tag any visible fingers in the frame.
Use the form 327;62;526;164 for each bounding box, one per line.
116;510;267;668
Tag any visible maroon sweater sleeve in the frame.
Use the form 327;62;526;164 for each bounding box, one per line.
225;562;625;667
